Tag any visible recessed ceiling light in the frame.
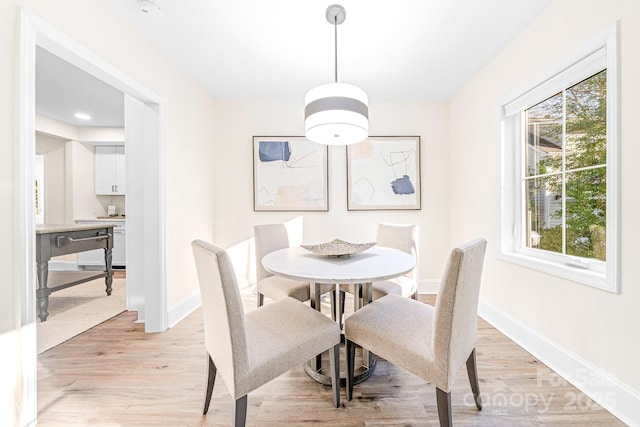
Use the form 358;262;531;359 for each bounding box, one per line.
74;112;91;121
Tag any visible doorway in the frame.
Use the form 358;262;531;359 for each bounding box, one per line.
18;9;167;423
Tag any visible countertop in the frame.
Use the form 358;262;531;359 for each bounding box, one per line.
76;216;126;222
36;223;115;234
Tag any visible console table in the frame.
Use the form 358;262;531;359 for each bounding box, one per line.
36;224;114;322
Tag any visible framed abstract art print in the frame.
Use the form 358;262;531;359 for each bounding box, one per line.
253;136;329;211
347;136;421;210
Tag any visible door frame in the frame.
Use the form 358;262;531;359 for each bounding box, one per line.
17;8;167;423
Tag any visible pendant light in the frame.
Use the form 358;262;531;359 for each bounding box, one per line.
305;4;369;145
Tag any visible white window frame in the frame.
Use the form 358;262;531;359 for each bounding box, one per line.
500;22;620;293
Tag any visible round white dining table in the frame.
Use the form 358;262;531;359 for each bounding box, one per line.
261;245;416;385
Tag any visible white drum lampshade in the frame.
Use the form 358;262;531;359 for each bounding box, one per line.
304;4;369;146
305;82;369;145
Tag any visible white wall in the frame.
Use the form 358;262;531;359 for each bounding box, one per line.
68;140;105;220
211;98;452;290
36;116;128;219
449;0;640;418
35;132;66;224
2;1;215;423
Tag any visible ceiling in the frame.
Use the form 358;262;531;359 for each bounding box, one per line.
36;0;552;128
36;47;125;128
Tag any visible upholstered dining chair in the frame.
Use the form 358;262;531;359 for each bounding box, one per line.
344;237;487;427
192;240;341;426
371;222;419;299
254;223;337;316
338;223;419;325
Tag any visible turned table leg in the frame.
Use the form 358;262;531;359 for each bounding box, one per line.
104;247;113;295
36;261;51;322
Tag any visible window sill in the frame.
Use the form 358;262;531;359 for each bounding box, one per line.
498;251;616;293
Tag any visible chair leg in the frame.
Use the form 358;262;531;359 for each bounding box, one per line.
466;348;482;410
329;343;340;408
233;395;248;427
346;339;356;401
203;354;217;414
257;293;264;308
307;284;323;370
435;388;452;427
330;290;337;321
338;290;346;328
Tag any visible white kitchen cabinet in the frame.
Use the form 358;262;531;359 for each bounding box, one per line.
95;146;126;195
76;220;126;268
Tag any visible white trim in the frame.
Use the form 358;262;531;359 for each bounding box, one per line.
417;279;440;294
123;94;166;331
17;9;37;425
604;22;621;292
167;291;202;328
31;15;161;105
498;251;609;291
237;279;255;293
504;47;606;116
501;23;618;113
479;300;640;427
21;8;167;329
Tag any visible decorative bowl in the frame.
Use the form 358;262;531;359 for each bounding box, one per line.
301;238;376;257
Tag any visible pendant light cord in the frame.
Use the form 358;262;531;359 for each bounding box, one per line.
334;15;338;83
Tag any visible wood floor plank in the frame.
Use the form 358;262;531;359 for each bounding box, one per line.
37;295;625;426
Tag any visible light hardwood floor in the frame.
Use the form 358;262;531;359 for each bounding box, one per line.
37;295;625;426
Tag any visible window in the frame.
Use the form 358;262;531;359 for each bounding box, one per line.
500;24;619;292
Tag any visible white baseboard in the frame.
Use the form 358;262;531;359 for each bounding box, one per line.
167;291;201;328
418;279;439;294
479;300;640;427
238;280;256;294
47;261;79;271
167;278;254;327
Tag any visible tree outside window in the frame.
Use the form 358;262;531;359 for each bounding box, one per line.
524;70;607;261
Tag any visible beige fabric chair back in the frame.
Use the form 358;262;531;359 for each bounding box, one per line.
192;240;249;397
254;224;289;282
377;223;419;280
432;237;487;389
